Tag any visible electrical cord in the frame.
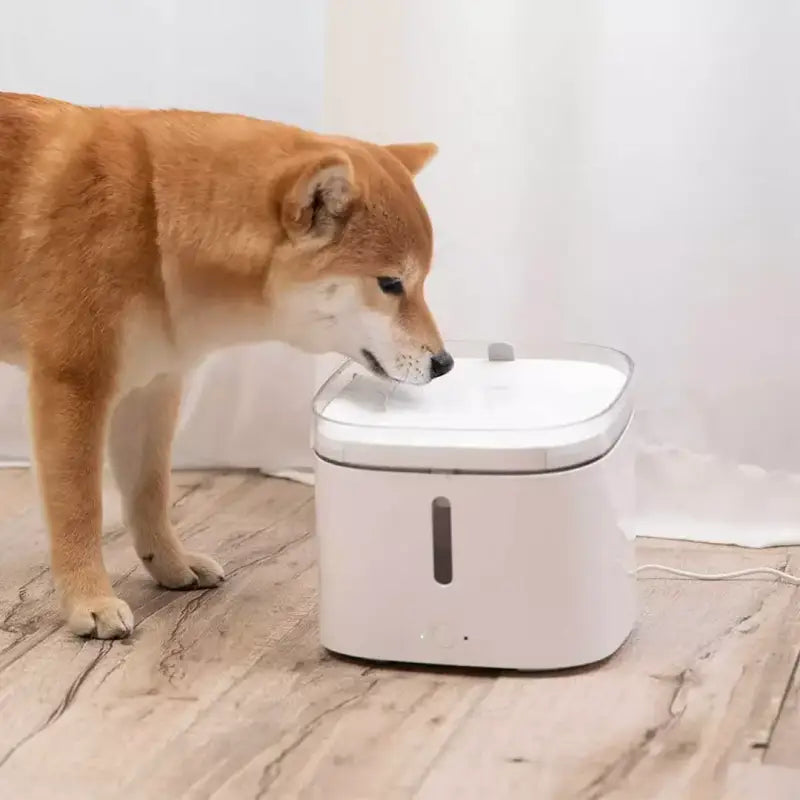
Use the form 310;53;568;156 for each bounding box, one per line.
634;564;800;585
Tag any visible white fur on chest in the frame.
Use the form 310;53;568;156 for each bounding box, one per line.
116;294;274;396
116;302;180;395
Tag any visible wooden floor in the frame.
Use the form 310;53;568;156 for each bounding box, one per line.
1;469;800;799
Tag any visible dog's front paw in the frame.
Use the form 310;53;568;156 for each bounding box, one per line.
65;595;134;639
143;549;225;590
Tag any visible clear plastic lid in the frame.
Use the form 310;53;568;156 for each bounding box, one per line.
312;341;634;473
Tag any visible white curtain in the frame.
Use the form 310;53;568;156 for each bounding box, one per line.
5;0;800;540
325;0;800;546
0;0;325;472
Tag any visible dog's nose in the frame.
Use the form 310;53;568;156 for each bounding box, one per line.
430;350;454;379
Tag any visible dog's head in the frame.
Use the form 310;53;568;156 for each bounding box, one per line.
267;140;452;384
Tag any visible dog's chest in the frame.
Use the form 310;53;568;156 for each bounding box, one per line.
116;303;181;394
0;318;25;367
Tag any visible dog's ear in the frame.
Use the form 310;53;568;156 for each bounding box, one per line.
280;151;356;240
384;142;438;176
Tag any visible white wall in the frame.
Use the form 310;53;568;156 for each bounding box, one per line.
1;0;324;120
0;0;326;469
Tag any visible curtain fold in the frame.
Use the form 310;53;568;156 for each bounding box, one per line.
325;0;800;546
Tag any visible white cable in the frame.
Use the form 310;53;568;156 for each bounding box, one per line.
635;563;800;585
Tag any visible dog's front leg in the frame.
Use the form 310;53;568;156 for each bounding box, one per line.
29;365;134;639
108;372;224;590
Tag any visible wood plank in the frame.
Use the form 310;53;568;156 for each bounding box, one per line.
204;674;491;800
411;569;800;800
762;617;800;767
2;467;800;800
0;469;47;656
0;469;216;672
724;763;800;799
0;473;314;798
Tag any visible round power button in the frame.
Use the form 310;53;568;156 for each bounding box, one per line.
429;624;456;649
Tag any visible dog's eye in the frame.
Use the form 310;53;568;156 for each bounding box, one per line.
377;276;404;296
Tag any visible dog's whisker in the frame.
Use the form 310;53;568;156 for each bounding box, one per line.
382;362;411;409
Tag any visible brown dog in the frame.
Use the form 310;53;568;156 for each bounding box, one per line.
0;92;451;639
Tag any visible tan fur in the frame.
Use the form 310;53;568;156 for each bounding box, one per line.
0;92;446;638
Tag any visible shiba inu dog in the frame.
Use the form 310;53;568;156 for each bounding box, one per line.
0;92;451;638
